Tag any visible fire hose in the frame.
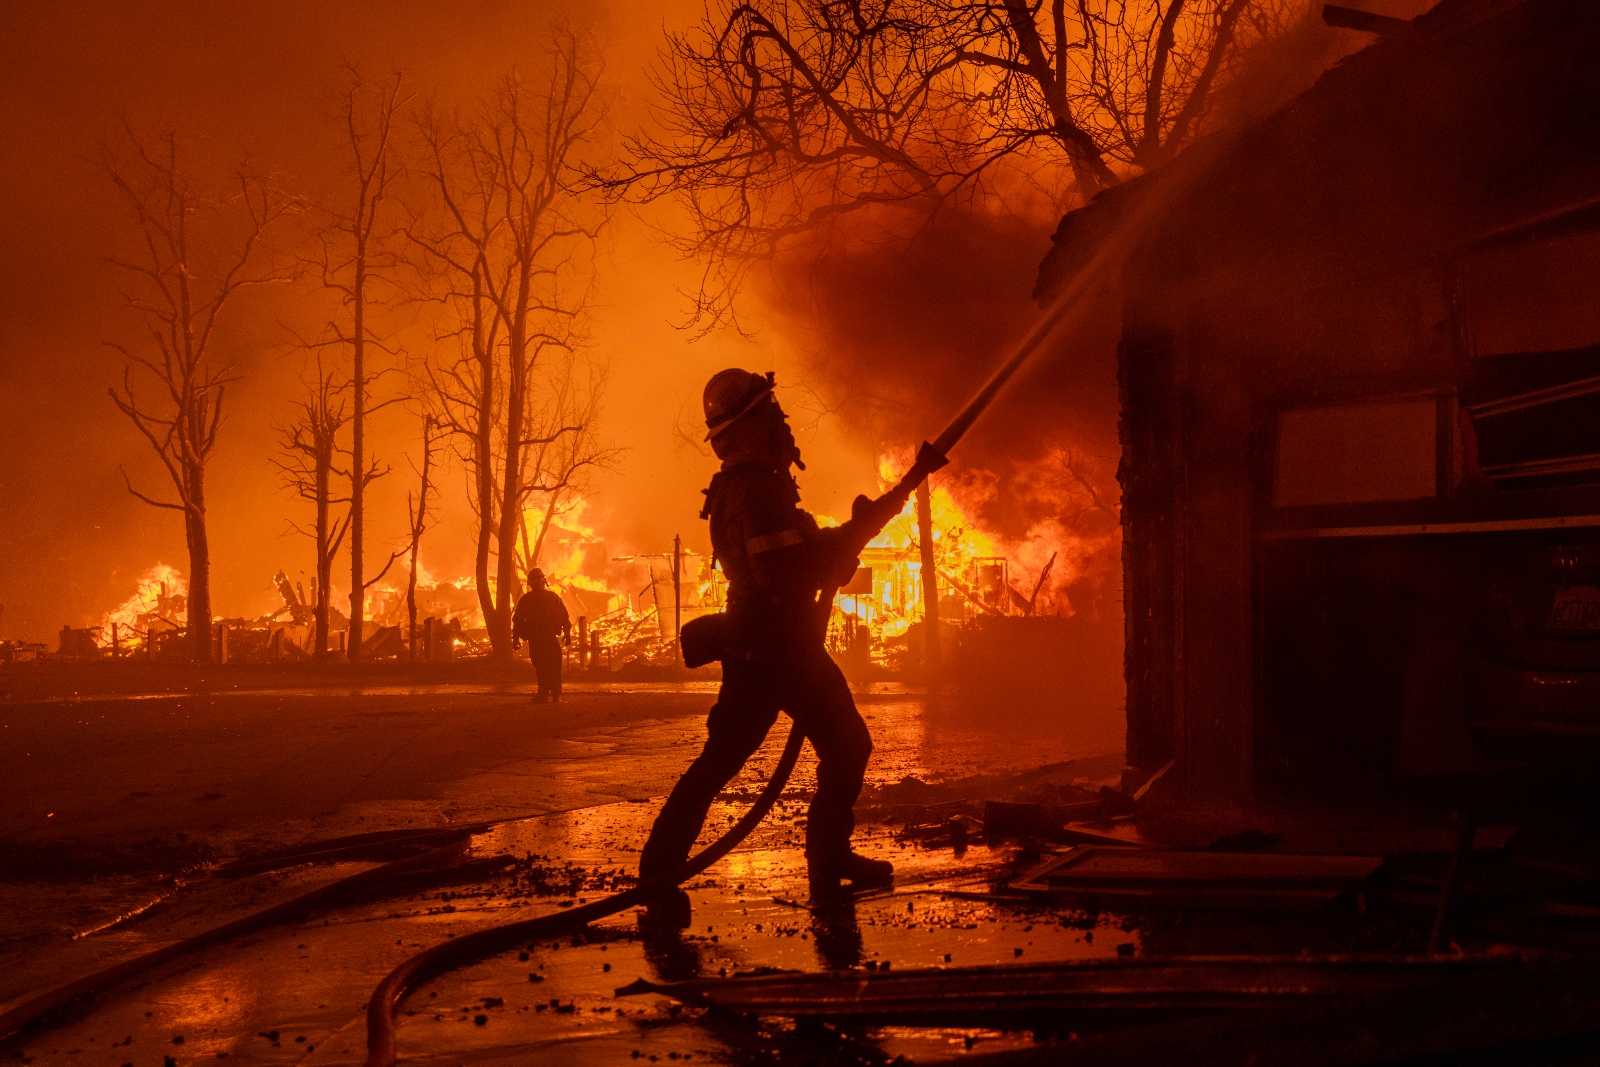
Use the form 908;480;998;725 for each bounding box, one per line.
362;724;806;1067
361;454;942;1067
361;259;1109;1065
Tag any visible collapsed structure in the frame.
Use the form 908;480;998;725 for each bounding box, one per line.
1037;0;1600;810
46;484;1107;679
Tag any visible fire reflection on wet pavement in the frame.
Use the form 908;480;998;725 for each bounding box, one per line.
1;682;1127;1065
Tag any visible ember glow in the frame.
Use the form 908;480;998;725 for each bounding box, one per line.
96;564;188;653
820;452;1118;665
366;569;483;636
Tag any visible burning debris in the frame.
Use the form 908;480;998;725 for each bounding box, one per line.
820;465;1115;677
45;478;1086;677
83;564;189;659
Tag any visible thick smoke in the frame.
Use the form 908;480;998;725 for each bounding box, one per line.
738;0;1386;627
756;206;1124;622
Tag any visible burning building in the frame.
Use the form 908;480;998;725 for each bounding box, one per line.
1038;0;1600;810
89;564;189;658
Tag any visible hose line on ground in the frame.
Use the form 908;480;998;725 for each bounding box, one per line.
0;838;473;1044
363;723;806;1067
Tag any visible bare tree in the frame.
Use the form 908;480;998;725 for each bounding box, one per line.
410;28;609;659
405;413;440;662
516;356;622;575
273;359;351;657
104;126;297;663
310;67;410;661
591;0;1291;326
1047;442;1117;530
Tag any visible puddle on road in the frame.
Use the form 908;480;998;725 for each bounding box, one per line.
390;834;1127;1067
3;804;1135;1066
1;684;1127;1065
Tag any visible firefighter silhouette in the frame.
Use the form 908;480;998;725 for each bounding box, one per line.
512;568;570;703
640;369;922;921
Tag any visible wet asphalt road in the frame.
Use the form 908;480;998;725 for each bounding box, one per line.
0;680;1125;1065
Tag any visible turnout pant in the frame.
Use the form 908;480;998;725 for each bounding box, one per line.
529;635;563;700
640;649;871;878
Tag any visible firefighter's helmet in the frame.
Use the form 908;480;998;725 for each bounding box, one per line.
527;568;546;587
703;369;776;440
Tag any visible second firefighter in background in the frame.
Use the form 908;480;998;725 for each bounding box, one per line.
513;568;571;703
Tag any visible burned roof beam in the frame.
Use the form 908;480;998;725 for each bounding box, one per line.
1322;4;1418;37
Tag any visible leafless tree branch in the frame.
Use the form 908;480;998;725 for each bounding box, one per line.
586;0;1299;328
409;24;612;659
102;123;300;662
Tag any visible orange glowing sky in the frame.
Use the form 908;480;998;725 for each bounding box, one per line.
0;2;880;639
0;0;1420;642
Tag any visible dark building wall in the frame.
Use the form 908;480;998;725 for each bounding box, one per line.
1178;308;1258;808
1081;0;1600;811
1119;318;1180;778
1118;298;1259;810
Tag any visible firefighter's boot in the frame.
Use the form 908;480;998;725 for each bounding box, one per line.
808;852;894;900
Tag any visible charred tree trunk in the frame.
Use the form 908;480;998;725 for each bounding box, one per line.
314;449;333;656
349;263;367;660
185;468;213;663
491;311;527;660
471;268;497;642
406;565;418;662
275;360;350;660
311;69;404;664
406;415;436;663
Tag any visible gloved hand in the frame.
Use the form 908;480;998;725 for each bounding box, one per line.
849;491;901;534
843;441;951;551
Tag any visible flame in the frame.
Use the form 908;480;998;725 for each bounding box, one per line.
526;493;694;664
98;563;187;650
365;558;486;633
820;463;1003;641
363;493;627;638
530;495;612;599
821;449;1121;662
345;466;1118;670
